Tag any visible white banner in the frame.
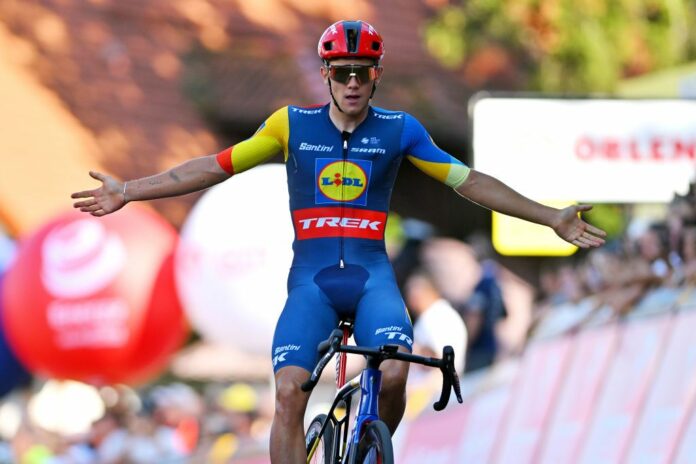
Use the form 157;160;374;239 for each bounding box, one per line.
472;98;696;203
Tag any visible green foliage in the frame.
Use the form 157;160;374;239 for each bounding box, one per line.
425;0;696;92
581;204;627;240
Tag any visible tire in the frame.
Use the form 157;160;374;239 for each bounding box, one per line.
306;413;334;463
353;420;394;464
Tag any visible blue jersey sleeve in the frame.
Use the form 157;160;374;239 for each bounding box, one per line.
400;114;470;188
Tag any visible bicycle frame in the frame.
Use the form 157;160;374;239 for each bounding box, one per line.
307;358;382;462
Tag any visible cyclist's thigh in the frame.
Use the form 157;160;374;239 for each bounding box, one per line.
272;282;339;373
353;275;413;352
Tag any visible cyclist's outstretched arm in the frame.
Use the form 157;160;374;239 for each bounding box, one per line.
400;113;606;249
455;169;606;248
72;107;290;217
71;154;230;217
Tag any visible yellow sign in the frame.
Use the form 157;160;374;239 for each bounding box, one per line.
492;201;578;256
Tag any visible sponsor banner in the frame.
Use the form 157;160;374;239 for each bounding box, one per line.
576;315;671;464
537;324;619;464
493;336;572;464
624;311;696;464
292;207;386;240
472;98;696;202
315;158;372;206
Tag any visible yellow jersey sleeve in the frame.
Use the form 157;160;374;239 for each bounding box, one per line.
402;114;469;189
215;107;290;175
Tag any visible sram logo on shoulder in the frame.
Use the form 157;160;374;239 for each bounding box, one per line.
292;207;387;240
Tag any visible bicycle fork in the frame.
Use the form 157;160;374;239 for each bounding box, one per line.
342;367;382;463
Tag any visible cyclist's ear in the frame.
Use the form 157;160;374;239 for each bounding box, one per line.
375;66;384;84
320;65;330;85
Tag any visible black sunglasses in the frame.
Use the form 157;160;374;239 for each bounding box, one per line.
328;65;379;85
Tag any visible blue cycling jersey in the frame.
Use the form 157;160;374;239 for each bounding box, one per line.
216;103;470;372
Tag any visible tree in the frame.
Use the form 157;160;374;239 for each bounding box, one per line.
425;0;696;92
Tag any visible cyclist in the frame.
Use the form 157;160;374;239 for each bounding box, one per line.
71;20;607;463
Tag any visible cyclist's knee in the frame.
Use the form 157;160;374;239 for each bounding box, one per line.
274;366;310;418
380;359;409;394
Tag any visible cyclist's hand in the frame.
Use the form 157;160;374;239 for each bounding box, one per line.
71;171;127;217
552;204;606;249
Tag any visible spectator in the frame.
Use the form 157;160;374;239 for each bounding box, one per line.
86;411;128;464
403;269;467;373
666;190;696;286
391;218;436;290
206;383;266;462
458;259;508;372
638;223;672;283
681;226;696;285
148;383;202;461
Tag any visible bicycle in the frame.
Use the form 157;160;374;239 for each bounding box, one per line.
302;319;463;463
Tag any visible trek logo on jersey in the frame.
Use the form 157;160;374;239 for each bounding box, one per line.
315;158;372;206
374;113;403;120
292;207;387;240
291;107;323;115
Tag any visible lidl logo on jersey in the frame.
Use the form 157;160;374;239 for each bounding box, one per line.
315;158;372;206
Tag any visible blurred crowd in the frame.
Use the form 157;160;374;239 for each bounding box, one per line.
530;184;696;339
0;382;273;464
1;180;694;463
396;178;696;378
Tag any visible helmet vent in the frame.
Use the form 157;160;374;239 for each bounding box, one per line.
346;28;359;53
371;41;380;51
323;41;333;51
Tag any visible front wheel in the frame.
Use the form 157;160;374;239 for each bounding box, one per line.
353;420;394;464
306;413;334;463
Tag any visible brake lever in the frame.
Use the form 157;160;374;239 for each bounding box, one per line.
317;329;344;356
451;366;463;404
301;329;343;392
432;345;462;411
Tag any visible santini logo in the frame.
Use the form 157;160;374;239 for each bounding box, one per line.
300;142;334;152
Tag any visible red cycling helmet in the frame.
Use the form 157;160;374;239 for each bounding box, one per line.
317;20;384;62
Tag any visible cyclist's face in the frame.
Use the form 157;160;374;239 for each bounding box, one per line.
321;58;383;116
